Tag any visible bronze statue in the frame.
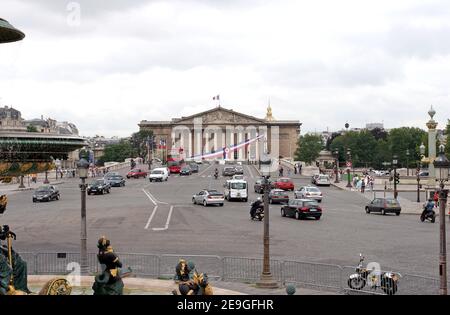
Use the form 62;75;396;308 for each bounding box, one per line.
173;259;213;295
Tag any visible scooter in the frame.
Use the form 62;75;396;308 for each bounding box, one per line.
214;173;219;180
250;202;264;221
347;253;401;295
420;208;436;223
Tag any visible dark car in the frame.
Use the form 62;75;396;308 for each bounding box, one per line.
188;163;199;173
269;189;289;204
126;169;147;179
281;199;322;220
222;166;236;176
104;172;120;180
254;178;274;193
32;185;60;202
234;166;244;175
106;175;126;187
87;179;111;195
180;166;192;176
365;198;401;216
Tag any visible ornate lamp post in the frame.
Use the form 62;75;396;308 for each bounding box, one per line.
77;157;90;275
256;155;278;289
393;155;399;199
434;144;449;295
346;149;352;188
416;143;426;203
333;149;339;183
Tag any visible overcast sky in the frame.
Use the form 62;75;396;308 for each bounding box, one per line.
1;0;450;137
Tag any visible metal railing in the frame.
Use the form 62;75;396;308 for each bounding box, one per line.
18;252;447;295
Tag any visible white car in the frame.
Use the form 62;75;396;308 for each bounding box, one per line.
315;174;331;186
232;174;245;180
224;179;248;201
295;186;323;202
192;189;225;207
149;168;169;182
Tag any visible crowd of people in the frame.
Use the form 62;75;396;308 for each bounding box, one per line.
352;173;375;193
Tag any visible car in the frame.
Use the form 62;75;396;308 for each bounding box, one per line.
87;179;111;195
32;185;60;202
222;166;236;176
192;189;225;207
269;189;289;204
418;171;429;177
254;178;274;193
295;186;323;202
311;175;320;185
106;175;126;187
180;166;192;176
281;199;322;220
104;172;120;180
273;178;295;191
232;174;245;180
372;170;389;176
224;179;248;201
365;198;401;216
234;166;244;175
126;169;147;179
149;168;169;182
188;163;199;173
315;174;331;186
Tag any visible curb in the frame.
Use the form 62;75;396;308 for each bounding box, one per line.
7;181;66;192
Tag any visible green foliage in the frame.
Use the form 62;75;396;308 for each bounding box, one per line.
99;140;137;163
26;125;38;132
131;130;154;158
329;127;427;168
294;134;323;164
445;120;450;159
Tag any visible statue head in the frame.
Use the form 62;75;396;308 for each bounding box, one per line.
97;235;110;250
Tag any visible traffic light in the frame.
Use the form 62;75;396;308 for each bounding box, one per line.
394;172;400;185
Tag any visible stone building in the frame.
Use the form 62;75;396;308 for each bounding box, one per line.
0;106;27;132
139;105;301;161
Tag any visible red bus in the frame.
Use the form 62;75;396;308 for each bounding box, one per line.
167;156;185;174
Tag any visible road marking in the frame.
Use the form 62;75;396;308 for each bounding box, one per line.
145;205;158;229
142;188;157;205
152;205;174;231
247;165;255;179
198;163;213;177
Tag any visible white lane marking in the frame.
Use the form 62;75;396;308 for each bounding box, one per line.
145;205;158;229
198;163;213;177
247;165;255;179
152;205;174;231
142;188;157;206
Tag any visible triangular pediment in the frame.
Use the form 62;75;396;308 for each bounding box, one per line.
172;107;266;125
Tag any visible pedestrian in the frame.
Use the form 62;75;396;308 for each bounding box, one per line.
361;178;366;193
72;169;76;178
433;191;439;208
294;164;297;174
299;164;302;175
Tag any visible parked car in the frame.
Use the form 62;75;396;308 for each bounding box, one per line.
222;166;236;177
126;169;147;179
192;189;225;207
180;166;192;176
418;171;429;177
254;178;274;193
234;166;244;175
32;185;60;202
273;178;295;191
295;186;323;202
188;163;199;173
149;168;169;182
106;175;126;187
269;189;289;204
311;174;320;185
365;198;401;216
281;199;322;220
87;179;111;195
315;174;331;186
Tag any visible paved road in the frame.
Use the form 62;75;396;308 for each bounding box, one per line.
1;163;448;278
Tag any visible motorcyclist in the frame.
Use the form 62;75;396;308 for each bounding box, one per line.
250;197;263;219
421;198;435;218
214;168;219;179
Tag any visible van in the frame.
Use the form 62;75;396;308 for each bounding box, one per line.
316;174;331;186
149;168;169;182
224;179;248;201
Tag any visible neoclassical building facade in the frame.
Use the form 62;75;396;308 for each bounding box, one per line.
139;106;301;161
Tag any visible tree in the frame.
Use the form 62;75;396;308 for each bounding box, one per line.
294;134;323;164
26;125;38;132
131;130;154;159
330;131;377;167
387;127;426;168
99;140;137;163
370;128;388;141
444;119;450;159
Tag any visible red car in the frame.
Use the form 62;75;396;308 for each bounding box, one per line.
126;169;147;179
273;178;294;191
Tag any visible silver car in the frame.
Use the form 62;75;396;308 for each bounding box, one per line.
294;186;323;202
192;189;225;207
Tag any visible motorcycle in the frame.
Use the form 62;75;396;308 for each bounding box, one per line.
347;254;401;295
250;201;264;221
214;173;219;180
420;208;436;223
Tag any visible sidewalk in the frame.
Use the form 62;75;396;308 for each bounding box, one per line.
0;179;66;194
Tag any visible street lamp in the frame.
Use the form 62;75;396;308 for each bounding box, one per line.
433;144;449;295
406;149;410;176
256;155;278;289
77;157;90;275
333;149;339;183
346;149;352;188
393;155;398;199
417;144;426;203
